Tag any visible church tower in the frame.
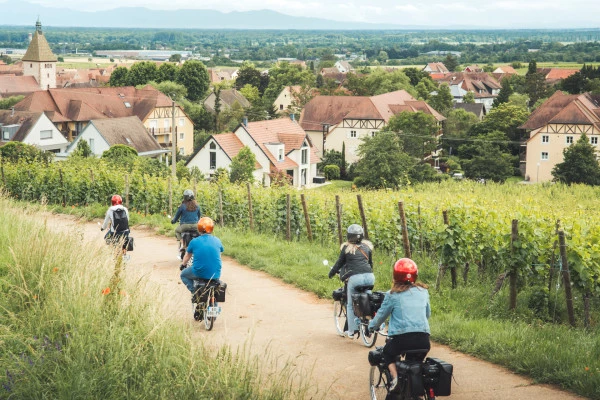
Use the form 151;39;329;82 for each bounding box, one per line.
22;19;57;90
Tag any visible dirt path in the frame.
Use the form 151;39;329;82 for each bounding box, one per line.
48;214;585;400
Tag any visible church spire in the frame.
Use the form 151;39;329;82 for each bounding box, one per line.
36;17;42;34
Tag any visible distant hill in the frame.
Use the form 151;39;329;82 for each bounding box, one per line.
0;1;440;30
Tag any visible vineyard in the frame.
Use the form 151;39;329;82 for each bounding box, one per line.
2;157;600;328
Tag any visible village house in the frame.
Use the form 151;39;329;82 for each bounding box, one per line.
423;62;449;74
433;72;501;112
452;103;487;120
21;20;57;90
187;117;319;188
299;90;445;164
334;61;354;74
65;116;167;158
203;88;250;114
538;68;580;86
0;109;68;153
274;85;308;115
13;85;195;155
520;91;600;183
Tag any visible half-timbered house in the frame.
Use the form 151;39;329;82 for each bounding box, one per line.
520;91;600;182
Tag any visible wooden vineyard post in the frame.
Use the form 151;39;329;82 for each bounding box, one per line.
442;210;456;289
192;177;197;197
124;174;130;209
509;219;518;310
300;194;313;242
335;195;343;245
584;292;591;329
218;189;224;227
397;201;411;259
357;194;369;240
0;159;5;187
558;229;576;327
286;194;291;241
59;168;66;207
88;169;95;206
168;177;172;217
247;183;254;231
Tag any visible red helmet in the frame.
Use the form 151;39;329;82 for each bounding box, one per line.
111;195;123;206
197;217;215;234
393;258;418;284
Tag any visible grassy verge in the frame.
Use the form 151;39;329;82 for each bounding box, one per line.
0;198;314;399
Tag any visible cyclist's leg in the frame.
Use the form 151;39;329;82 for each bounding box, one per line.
180;267;200;293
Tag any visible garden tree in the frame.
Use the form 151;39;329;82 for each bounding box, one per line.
345;72;370;96
428;83;454;116
0;142;52;163
218;102;246;133
102;144;138;170
156;62;179;83
177;60;210;101
234;61;262;91
443;55;459;72
193;129;211;152
309;61;314;72
483;63;495;73
109;66;129;87
213;87;222;132
442;108;479;155
319;48;337;63
415;79;437;100
457;130;515;182
239;84;260;105
527;60;538;76
269;170;292;187
341;142;347;178
346;69;416;97
176;160;191;181
353;131;414;189
552;133;600;185
169;53;181;62
261;62;315;107
229;146;256;183
402;67;432;87
462;91;475;104
385;111;439;159
144;80;187;100
493;78;514;107
319;60;335;69
71;140;92;158
0;95;24;110
469;103;529;155
560;71;585;94
316;74;324;88
288;84;316;116
318;149;348;178
179;99;215;133
525;60;550;107
409;163;445;183
377;50;389;64
507;93;529;109
126;61;158;87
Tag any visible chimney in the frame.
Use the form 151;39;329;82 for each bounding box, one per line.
242;116;248;127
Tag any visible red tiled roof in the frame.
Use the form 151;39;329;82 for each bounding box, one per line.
519;91;600;130
212;132;244;160
0;75;40;96
545;68;579;82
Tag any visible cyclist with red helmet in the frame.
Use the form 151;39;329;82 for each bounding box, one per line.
180;217;224;294
368;258;431;391
101;194;130;256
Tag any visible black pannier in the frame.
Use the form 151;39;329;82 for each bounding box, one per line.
425;358;453;396
126;237;134;252
352;292;372;318
396;361;424;396
215;282;227;302
193;281;227;303
368;347;384;366
369;291;386;314
332;287;345;301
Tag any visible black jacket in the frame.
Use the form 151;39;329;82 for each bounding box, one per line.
329;241;373;281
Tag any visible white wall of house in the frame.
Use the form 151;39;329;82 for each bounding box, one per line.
326;124;379;164
274;87;295;114
234;126;272;171
186;139;232;177
23;114;68;152
67;123;110;157
525;125;600;183
24;60;56;89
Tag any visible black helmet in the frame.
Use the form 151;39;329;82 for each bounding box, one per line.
183;189;194;201
347;224;364;243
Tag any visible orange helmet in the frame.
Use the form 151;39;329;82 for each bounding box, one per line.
111;195;123;206
393;258;418;284
197;217;215;234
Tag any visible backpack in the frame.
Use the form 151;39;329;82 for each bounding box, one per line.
113;208;129;232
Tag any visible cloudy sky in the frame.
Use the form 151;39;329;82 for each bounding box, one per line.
11;0;600;28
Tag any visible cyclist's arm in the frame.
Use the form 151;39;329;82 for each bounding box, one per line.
182;251;192;266
330;246;347;276
369;294;392;330
101;208;112;231
171;206;182;224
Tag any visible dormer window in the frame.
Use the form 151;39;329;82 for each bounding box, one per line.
124;102;131;108
125;138;132;144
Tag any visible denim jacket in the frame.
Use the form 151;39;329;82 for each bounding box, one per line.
171;204;201;225
368;286;431;336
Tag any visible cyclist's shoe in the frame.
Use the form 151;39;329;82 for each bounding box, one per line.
345;330;358;339
389;376;398;391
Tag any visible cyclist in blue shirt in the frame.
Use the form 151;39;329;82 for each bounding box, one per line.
180;217;224;293
368;258;431;391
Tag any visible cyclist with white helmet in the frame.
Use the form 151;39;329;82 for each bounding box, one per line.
368;258;431;391
171;189;202;253
328;224;375;338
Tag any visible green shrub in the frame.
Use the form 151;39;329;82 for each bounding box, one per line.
323;164;340;180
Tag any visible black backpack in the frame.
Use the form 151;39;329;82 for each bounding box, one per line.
113;208;129;232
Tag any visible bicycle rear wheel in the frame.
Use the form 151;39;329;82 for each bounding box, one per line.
203;291;215;331
333;300;346;337
369;365;390;400
360;322;377;347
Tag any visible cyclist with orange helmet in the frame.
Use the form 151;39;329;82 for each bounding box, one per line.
180;217;224;293
368;258;431;391
101;194;130;255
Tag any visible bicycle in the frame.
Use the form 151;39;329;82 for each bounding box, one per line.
332;283;385;347
192;279;227;331
368;346;453;400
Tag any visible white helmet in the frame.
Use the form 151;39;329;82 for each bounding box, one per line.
183;189;194;201
347;224;364;243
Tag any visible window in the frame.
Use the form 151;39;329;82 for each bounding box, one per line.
179;147;184;154
301;149;308;164
2;131;8;140
149;119;157;130
179;132;184;140
592;137;598;146
278;148;284;161
566;136;573;144
178;118;185;127
209;151;216;169
371;131;376;137
89;138;95;152
164;119;170;129
40;130;52;140
210;142;216;149
541;135;549;143
541;152;549;160
123;102;131;108
350;130;357;138
279;104;284;110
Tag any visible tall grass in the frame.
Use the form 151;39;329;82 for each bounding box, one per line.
0;198;314;399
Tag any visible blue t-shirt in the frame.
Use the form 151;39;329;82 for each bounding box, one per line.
187;234;224;279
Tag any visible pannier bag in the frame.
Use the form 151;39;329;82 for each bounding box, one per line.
126;237;134;252
396;361;424;396
193;281;227;303
215;281;227;302
424;358;453;396
351;292;371;318
332;287;345;301
369;291;386;314
368;347;384;366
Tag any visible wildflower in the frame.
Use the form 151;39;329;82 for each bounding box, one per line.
102;287;111;295
585;367;590;371
52;267;58;273
33;295;38;299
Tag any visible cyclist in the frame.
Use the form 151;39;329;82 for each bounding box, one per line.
368;258;431;391
171;189;202;258
180;217;224;294
328;224;374;338
100;194;130;256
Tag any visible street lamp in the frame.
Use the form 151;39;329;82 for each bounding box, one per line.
537;162;540;183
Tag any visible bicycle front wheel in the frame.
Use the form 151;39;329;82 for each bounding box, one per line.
333;300;346;336
369;365;390;400
360;323;377;347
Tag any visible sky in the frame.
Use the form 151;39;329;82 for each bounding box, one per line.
12;0;600;28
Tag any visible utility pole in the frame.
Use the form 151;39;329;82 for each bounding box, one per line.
171;99;177;179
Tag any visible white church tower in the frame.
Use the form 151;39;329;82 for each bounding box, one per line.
22;19;57;90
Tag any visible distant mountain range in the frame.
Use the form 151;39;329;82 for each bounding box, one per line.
0;1;459;30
